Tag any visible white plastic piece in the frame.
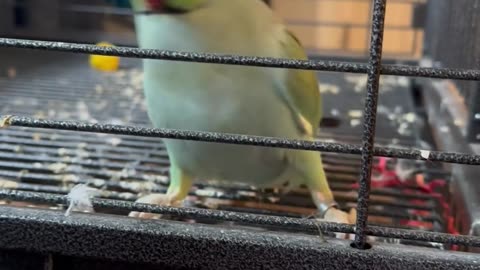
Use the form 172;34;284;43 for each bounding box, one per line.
420;150;431;160
394;161;415;182
108;137;123;146
318;83;340;94
348;110;363;118
65;184;99;216
0;115;13;128
0;179;19;189
350;119;361;127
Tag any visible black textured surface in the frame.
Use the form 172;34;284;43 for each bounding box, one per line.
0;206;479;270
1;190;480;247
354;0;386;248
1;38;480;80
0;250;49;270
0;48;450;237
3;115;480;165
0;249;224;270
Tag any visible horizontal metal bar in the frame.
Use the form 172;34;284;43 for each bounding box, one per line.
0;129;161;149
0;189;352;234
4;180;437;224
0;38;479;81
2;172;440;217
0;190;478;247
4;121;415;148
5;126;163;143
0;157;436;203
2;115;480;165
0;128;410;159
285;20;417;30
0;205;477;270
0;129;392;170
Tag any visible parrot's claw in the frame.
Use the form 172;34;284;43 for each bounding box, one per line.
321;207;357;240
129;211;163;219
128;193;181;219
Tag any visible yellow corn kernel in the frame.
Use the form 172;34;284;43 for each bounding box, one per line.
89;42;120;72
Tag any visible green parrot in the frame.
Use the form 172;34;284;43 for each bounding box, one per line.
128;0;356;228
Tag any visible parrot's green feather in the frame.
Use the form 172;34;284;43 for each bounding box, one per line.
165;0;206;11
277;30;322;136
128;0;353;224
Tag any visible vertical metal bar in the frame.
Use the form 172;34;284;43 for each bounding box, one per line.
365;0;373;58
352;0;387;249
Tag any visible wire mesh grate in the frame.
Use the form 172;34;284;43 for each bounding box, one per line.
0;50;458;248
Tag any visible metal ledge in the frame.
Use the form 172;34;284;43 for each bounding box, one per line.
0;206;478;270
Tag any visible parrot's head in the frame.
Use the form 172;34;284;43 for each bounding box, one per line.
129;0;207;14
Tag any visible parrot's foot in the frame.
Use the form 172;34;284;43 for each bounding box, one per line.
321;207;357;240
128;193;182;219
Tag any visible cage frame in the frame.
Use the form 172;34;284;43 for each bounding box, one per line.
0;0;480;268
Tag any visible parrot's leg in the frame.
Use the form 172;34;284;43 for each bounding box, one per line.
129;164;193;219
295;150;357;239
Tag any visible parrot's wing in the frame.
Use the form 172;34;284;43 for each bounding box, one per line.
275;29;322;137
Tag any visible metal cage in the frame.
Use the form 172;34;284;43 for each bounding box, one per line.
0;0;480;269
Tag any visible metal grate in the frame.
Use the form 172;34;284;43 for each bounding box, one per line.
0;49;450;242
0;0;480;269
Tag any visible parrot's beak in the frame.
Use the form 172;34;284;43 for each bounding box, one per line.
145;0;166;11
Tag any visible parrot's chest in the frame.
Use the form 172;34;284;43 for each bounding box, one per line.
143;61;291;131
142;62;300;185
